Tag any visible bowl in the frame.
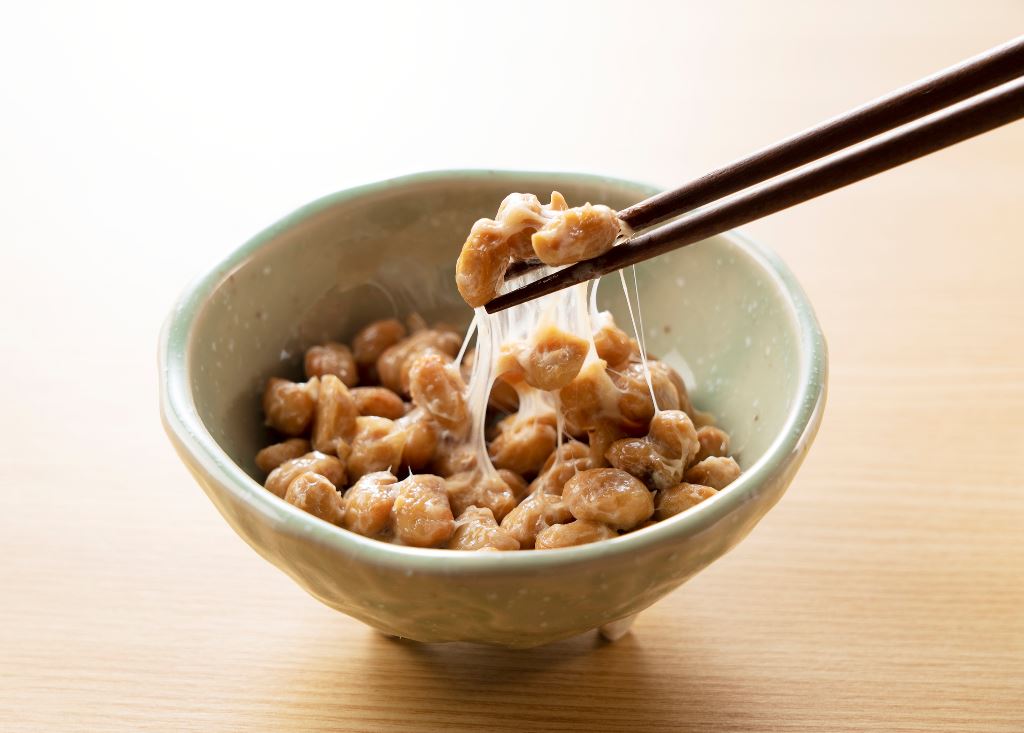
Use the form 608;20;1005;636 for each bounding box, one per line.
159;170;827;648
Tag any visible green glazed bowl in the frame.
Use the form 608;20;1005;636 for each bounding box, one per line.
159;170;827;648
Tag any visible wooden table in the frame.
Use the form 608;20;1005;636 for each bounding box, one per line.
2;3;1022;731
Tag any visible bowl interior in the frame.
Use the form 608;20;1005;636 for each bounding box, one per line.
186;172;801;487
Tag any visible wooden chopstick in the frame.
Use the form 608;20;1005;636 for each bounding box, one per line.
617;35;1024;231
485;76;1024;313
497;36;1024;290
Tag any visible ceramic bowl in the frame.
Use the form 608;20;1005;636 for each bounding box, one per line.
159;170;827;648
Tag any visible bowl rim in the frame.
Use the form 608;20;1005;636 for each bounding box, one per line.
159;168;827;576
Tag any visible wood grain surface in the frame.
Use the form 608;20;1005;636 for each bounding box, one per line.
1;2;1021;731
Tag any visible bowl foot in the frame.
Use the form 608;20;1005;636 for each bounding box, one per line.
598;613;638;642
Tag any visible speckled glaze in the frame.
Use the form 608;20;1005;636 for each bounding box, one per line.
159;170;827;648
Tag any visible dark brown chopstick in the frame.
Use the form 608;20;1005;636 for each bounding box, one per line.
618;35;1024;231
501;36;1024;287
485;76;1024;313
503;257;544;280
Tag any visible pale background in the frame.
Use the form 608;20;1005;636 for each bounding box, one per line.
1;2;1022;731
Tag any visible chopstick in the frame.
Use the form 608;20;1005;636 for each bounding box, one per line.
499;35;1024;287
488;78;1024;312
485;37;1024;313
617;35;1024;231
